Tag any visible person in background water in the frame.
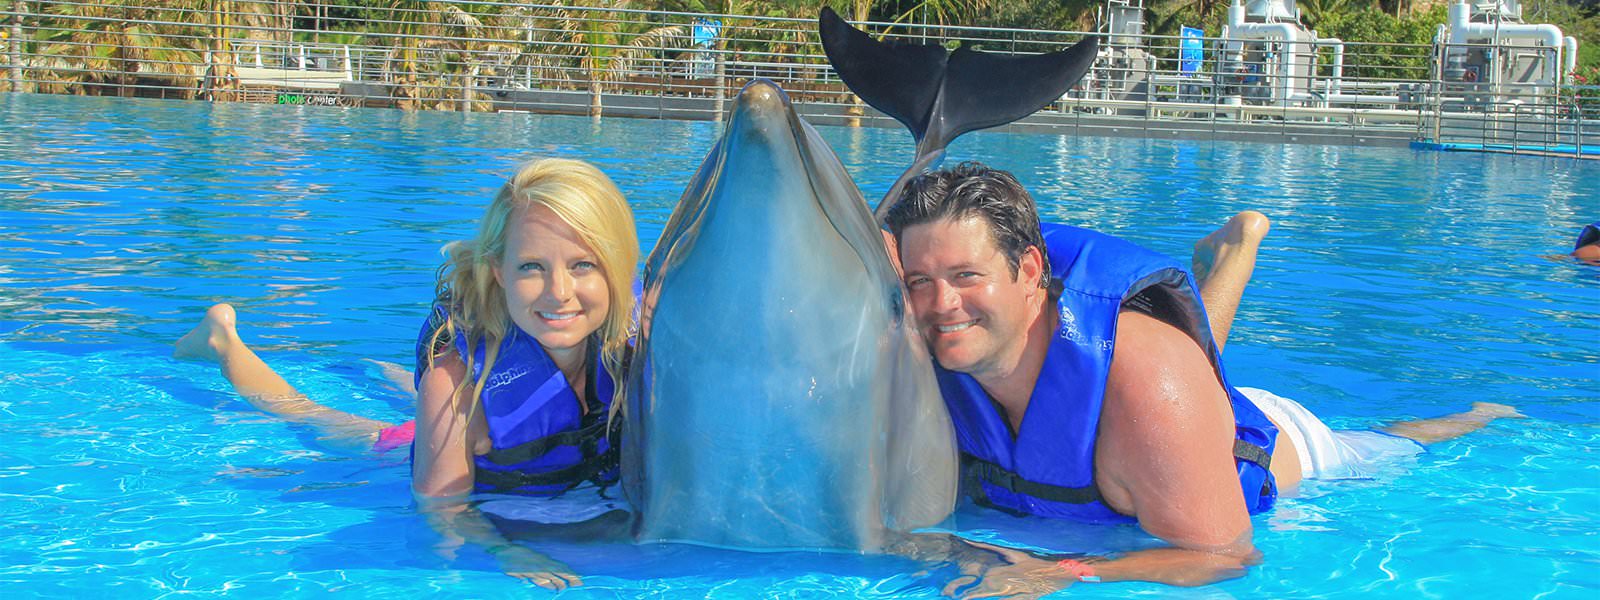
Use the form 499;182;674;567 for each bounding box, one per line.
1572;222;1600;265
175;158;639;590
882;162;1520;596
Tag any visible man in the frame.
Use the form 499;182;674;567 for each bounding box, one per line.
884;162;1520;592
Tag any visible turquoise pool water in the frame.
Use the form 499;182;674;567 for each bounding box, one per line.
1;92;1595;598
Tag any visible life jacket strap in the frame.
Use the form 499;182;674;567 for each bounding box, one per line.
961;453;1104;505
483;355;615;468
1233;438;1271;469
475;443;620;494
963;439;1272;507
482;418;610;466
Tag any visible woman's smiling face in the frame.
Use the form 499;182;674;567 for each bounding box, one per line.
493;203;611;366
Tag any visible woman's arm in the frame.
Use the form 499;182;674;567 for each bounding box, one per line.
412;350;475;498
411;350;582;590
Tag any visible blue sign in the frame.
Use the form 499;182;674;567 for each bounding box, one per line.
1180;26;1204;75
693;18;722;48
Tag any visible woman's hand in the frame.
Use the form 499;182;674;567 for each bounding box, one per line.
493;544;583;590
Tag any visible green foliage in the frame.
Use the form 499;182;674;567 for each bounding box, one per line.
972;0;1097;32
1521;0;1599;70
1311;4;1446;79
1146;0;1231;37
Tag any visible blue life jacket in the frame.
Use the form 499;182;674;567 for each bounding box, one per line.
413;307;619;496
936;223;1277;523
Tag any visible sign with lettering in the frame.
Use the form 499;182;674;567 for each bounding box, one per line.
1180;27;1204;76
275;93;343;106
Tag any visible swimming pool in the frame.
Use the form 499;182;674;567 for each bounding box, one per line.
2;91;1595;598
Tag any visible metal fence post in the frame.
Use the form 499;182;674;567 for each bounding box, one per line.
712;38;727;123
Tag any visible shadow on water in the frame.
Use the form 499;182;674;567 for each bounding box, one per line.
262;461;957;593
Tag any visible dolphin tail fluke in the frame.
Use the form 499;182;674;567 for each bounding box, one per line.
818;7;949;144
818;7;1100;216
931;40;1102;150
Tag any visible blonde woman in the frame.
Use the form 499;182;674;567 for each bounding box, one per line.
175;158;640;590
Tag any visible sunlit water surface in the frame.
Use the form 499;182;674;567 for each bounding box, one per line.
1;93;1596;598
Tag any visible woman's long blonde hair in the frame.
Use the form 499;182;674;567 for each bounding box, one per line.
427;158;638;410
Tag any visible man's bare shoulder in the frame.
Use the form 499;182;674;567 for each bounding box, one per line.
1096;310;1240;529
1103;309;1223;416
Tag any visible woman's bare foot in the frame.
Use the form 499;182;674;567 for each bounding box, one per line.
175;303;391;452
364;359;418;398
1193;211;1271;285
174;303;242;363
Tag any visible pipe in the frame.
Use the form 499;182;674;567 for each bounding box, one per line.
1317;37;1345;97
1564;36;1578;76
1232;0;1301;104
1222;0;1312;104
1326;94;1402;105
1447;0;1566;85
1232;23;1300;104
1447;1;1561;49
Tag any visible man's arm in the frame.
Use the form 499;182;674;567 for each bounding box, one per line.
953;310;1260;598
1093;309;1258;581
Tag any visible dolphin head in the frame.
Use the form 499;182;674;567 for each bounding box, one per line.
624;80;958;551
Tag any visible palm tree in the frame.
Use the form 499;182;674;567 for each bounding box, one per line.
887;0;999;29
30;0;207;98
361;2;477;111
199;0;247;102
6;1;26;93
491;1;690;117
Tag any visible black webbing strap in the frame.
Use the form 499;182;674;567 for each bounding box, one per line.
961;453;1104;505
1233;439;1271;469
475;444;619;493
964;439;1272;507
483;419;609;466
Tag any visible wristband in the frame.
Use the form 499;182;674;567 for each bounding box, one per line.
1056;558;1101;583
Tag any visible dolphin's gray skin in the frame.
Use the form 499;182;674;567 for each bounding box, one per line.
818;7;1100;218
622;80;958;551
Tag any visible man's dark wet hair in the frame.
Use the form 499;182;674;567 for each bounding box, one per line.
883;162;1051;288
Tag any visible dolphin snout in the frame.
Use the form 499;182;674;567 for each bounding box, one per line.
733;79;791;112
724;79;802;164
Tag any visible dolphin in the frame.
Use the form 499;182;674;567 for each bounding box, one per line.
817;7;1100;218
622;80;957;551
619;12;1100;552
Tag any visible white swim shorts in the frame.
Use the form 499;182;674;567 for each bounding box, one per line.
1238;387;1425;480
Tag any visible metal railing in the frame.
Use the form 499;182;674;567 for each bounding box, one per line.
1427;88;1599;156
2;0;1595;155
